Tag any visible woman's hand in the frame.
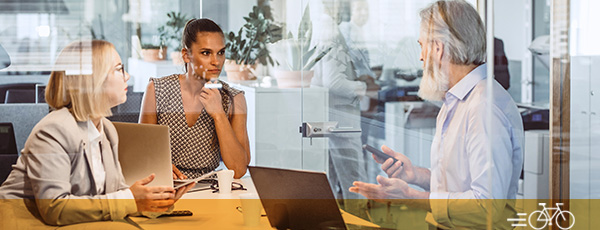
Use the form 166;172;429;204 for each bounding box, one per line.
199;86;225;118
172;164;187;180
174;182;195;201
130;174;176;212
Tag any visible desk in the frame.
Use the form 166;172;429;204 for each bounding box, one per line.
130;178;379;229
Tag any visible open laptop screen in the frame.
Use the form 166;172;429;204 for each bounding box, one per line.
249;166;346;230
113;122;173;188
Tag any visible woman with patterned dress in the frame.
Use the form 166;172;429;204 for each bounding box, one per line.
139;18;250;179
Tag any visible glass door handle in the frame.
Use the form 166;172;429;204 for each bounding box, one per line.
300;122;362;138
327;127;361;133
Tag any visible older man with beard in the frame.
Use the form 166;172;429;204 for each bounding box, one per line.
349;0;524;229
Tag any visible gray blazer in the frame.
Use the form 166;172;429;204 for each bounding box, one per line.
0;108;137;226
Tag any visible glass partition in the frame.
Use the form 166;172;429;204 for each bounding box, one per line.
0;0;594;229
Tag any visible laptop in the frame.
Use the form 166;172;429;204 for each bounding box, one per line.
113;122;173;188
0;123;17;155
249;166;349;230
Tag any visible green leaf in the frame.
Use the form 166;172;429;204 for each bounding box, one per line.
303;47;331;70
223;2;284;67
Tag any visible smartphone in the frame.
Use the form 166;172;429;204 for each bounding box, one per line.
362;144;400;165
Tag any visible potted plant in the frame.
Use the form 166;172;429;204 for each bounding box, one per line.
158;11;190;65
141;43;167;61
270;4;330;88
224;1;283;81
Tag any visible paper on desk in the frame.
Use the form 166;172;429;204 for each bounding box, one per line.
173;171;218;189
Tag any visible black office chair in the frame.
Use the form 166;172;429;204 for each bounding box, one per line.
36;84;46;103
0;123;17;155
0;122;18;184
0;83;40;103
0;155;18;184
108;86;143;123
5;89;36;103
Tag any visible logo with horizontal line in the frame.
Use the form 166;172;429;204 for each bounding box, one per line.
507;203;574;229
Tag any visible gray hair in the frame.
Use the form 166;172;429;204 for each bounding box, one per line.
419;0;486;65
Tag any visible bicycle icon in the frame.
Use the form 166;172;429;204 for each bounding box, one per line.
527;203;575;229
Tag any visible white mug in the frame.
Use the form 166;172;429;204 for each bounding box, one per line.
217;170;234;194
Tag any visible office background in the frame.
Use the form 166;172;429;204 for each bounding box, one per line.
0;0;596;229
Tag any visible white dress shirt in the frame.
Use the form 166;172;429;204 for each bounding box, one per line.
427;64;524;228
87;120;134;200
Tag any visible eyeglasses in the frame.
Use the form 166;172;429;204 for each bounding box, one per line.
209;180;247;193
116;64;128;81
120;64;125;77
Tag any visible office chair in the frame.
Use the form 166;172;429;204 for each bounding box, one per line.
0;122;18;184
35;84;46;103
5;89;36;103
108;86;143;123
0;83;39;103
0;155;18;184
0;122;17;155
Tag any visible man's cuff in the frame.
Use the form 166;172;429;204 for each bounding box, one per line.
354;81;367;97
429;191;451;227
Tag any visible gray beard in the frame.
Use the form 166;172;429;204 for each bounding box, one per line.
418;57;449;102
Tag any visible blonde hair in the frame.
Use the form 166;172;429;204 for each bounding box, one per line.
45;40;115;121
419;0;486;65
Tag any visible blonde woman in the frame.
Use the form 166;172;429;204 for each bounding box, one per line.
0;40;194;228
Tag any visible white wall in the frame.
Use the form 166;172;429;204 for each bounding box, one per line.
494;0;527;61
228;0;255;35
570;0;600;56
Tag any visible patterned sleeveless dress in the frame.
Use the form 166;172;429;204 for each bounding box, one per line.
151;74;243;178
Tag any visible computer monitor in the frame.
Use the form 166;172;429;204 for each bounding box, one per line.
0;123;17;155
